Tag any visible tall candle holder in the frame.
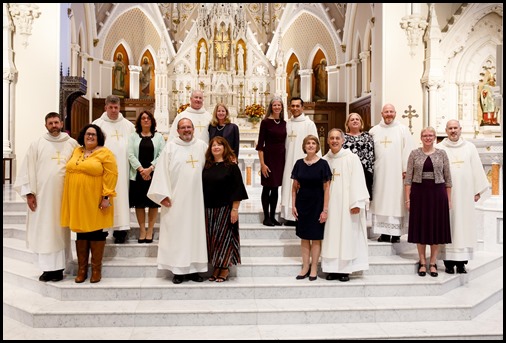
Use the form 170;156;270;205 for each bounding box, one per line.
252;86;258;104
263;90;270;107
237;82;246;118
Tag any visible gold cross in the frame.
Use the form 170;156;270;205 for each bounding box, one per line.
288;130;297;142
111;130;123;140
331;168;340;181
380;136;392;148
451;157;465;168
194;122;206;132
186;154;198;168
51;151;64;165
402;105;419;135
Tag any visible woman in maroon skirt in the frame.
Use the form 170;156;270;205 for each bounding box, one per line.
405;127;452;277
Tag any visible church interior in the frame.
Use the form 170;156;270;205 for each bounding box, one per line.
2;3;503;339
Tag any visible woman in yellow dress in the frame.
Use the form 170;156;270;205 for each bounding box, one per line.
61;124;118;283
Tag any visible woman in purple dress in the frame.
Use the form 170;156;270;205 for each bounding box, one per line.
256;96;287;226
405;127;452;278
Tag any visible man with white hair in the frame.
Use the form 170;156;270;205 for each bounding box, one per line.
436;119;489;274
169;90;212;143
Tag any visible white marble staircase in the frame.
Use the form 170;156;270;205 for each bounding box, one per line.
2;186;503;340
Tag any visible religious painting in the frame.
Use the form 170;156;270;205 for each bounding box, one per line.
112;45;129;98
477;61;499;126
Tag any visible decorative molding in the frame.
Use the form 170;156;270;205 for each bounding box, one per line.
8;3;41;47
399;14;427;57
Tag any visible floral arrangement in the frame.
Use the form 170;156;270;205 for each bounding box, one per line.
244;103;265;123
177;103;190;114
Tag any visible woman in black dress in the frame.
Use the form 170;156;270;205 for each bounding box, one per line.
405;127;452;277
203;136;248;282
128;111;166;243
343;112;374;200
208;103;240;158
291;135;331;281
256;96;287;226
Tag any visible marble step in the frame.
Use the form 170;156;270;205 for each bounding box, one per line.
3;253;502;302
3;208;272;227
3;266;502;328
3;303;503;340
2;237;424;275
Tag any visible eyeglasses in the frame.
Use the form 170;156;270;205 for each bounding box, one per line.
422;135;435;138
85;133;97;137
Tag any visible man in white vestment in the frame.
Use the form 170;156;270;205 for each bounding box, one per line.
436;120;489;274
321;129;370;282
14;112;78;282
369;103;414;243
169;90;212;143
280;97;319;225
147;118;208;284
93;95;135;243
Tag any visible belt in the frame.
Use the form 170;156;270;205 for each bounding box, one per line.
422;172;435;179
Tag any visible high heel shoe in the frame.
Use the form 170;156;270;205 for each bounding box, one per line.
417;262;426;277
144;236;153;243
138;238;146;243
296;271;310;280
429;264;438;277
308;275;317;281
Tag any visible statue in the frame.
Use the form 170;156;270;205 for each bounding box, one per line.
237;44;245;73
139;57;152;98
288;62;301;99
113;53;126;94
199;42;207;72
479;72;498;125
313;58;328;102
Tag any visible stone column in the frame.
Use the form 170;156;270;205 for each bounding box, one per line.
129;65;141;99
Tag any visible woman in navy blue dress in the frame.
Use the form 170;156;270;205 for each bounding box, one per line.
208;103;240;158
291;135;331;281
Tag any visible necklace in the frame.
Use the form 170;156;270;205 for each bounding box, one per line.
216;125;225;131
273;119;280;124
304;157;318;166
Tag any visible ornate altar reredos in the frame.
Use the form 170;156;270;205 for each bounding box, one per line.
168;4;275;124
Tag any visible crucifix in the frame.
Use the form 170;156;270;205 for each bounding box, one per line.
51;151;64;165
186;154;198;168
331;168;340;181
402;105;419;135
451;157;465;168
111;130;123;141
287;130;297;142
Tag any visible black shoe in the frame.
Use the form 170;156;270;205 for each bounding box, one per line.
144;238;153;243
296;271;310;280
377;234;391;242
337;274;350;282
38;272;51;282
113;230;127;244
263;218;275;227
138;239;146;243
445;267;455;274
284;220;297;226
172;274;184;284
456;265;467;274
186;273;204;282
417;262;426;277
390;236;400;243
309;275;317;281
326;273;339;281
429;264;438;277
39;270;64;282
270;218;282;226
